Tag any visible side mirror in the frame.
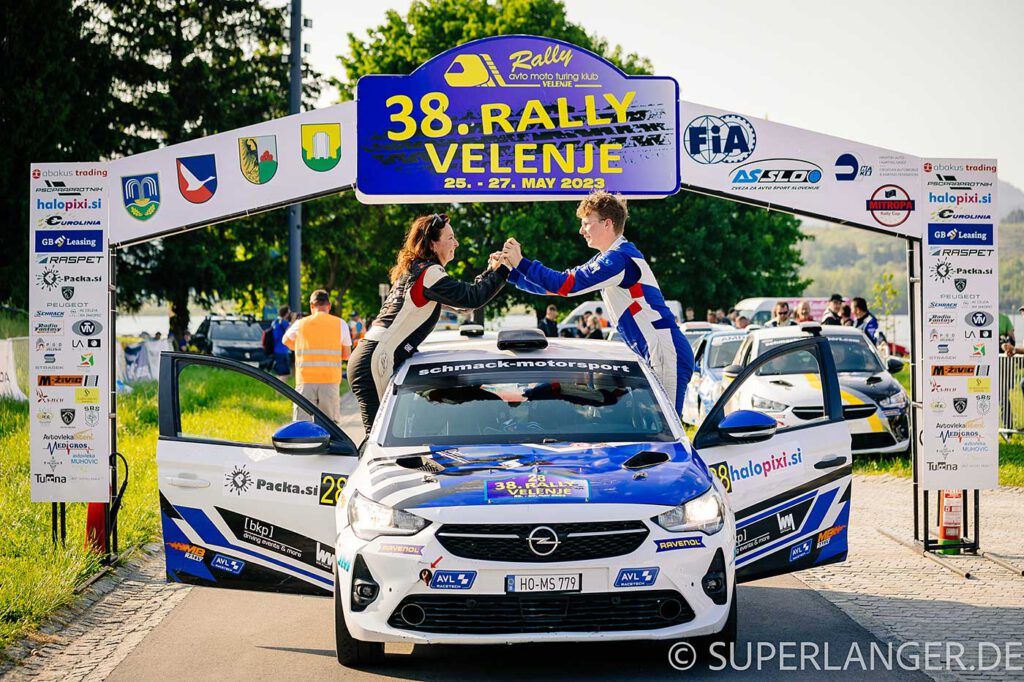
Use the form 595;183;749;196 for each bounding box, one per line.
718;410;777;444
887;357;905;374
272;421;330;455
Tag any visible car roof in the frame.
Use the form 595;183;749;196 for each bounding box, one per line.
409;337;638;366
747;325;869;343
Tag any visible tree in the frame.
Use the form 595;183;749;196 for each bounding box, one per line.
86;0;320;337
0;0;118;309
871;271;899;344
318;0;808;320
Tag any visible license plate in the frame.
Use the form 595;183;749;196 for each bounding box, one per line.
505;573;581;594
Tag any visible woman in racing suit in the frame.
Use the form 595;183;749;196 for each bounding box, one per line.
347;213;509;434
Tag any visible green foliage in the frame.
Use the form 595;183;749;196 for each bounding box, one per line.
0;0;119;308
871;272;899;343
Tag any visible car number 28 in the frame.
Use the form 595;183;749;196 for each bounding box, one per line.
505;573;582;594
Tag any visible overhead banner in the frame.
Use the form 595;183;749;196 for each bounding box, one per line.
108;102;356;247
356;35;680;203
678;102;924;239
919;158;999;490
29;163;111;502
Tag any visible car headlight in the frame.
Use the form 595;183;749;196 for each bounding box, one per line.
879;391;907;409
654;487;724;535
347;490;429;541
751;394;788;412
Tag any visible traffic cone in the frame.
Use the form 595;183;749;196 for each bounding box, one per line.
85;502;106;553
936;490;961;555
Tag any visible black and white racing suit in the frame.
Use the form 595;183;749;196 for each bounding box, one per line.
347;258;509;434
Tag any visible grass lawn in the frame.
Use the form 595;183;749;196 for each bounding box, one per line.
0;329;347;653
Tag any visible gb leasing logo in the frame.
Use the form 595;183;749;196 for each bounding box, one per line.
685;114;756;164
927;223;993;246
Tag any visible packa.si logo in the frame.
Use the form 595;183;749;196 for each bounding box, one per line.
121;173;160;221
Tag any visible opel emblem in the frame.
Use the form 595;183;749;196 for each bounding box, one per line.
526;526;560;557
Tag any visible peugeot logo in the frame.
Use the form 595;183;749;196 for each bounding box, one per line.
526;526;560;557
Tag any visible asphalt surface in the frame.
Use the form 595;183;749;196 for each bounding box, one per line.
105;574;928;680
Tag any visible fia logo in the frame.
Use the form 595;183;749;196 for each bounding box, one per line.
684;114;756;165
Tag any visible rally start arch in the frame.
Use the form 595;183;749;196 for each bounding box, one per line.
28;35;999;558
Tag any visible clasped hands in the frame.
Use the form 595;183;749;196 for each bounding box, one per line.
486;238;525;271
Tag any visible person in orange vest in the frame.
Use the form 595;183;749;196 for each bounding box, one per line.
283;289;351;423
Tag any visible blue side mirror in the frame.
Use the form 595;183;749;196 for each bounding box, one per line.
272;421;331;455
718;410;777;444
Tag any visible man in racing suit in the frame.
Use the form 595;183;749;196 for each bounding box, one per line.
502;192;693;414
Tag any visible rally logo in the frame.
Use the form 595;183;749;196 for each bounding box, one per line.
121;173;161;221
301;124;341;172
729;158;822;189
833;152;872;181
685;114;756;165
866;185;915;227
176;154;217;204
238;136;278;185
816;525;846;550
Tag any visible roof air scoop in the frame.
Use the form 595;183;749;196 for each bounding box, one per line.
622;451;671;470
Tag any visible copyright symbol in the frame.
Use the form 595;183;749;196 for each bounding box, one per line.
668;641;697;671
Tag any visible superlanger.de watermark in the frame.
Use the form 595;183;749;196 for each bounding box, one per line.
667;640;1024;673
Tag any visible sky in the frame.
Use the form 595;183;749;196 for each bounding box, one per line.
300;0;1023;190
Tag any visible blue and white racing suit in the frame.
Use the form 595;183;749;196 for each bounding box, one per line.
509;236;694;414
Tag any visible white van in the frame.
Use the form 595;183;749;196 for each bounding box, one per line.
557;299;683;336
734;297;831;326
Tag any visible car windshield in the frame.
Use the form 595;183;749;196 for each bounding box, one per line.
755;335;883;375
683;330;711;349
210;322;261;341
707;335;745;368
384;360;675;446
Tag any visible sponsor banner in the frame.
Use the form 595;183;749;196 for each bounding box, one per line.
107;103;355;247
356;35;679;203
678;101;923;239
920;159;998;490
29;163;110;503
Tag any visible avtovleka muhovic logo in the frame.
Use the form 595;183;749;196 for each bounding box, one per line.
121;173;161;221
238;135;278;185
301;124;341;172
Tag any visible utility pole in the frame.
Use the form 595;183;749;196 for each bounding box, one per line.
287;0;303;313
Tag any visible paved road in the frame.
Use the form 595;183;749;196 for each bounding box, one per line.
104;573;926;680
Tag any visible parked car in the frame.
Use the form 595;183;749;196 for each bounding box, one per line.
155;329;853;667
680;322;733;351
727;324;909;455
192;314;269;368
682;329;750;426
558;299;684;338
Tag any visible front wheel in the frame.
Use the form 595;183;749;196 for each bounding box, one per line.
334;564;385;667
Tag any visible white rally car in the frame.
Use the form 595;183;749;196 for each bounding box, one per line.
156;329;852;666
728;325;910;455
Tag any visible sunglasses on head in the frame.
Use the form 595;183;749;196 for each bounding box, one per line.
429;213;446;230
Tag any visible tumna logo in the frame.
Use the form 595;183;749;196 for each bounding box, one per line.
121;173;161;221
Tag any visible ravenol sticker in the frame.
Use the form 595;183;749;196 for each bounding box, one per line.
429;570;477;590
210;554;245;575
654;537;704;552
485;473;589;502
378;543;424;556
614;567;659;588
789;539;813;562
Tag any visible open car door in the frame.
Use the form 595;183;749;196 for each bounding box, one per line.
693;335;852;582
156;353;358;596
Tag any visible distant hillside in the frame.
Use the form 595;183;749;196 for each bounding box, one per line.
1001;180;1024;220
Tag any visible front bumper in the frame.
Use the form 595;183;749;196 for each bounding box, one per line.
335;511;734;645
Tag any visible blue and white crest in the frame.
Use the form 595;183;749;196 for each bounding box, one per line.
122;173;161;221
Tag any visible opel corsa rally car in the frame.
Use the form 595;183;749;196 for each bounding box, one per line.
682;329;749;426
727;324;910;455
155;329;853;667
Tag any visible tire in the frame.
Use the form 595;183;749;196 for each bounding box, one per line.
334;564;385;667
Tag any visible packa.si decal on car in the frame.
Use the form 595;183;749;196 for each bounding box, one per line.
223;463;321;502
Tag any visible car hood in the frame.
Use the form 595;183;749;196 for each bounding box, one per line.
749;372;900;407
213;341;263;350
361;441;712;510
838;371;901;401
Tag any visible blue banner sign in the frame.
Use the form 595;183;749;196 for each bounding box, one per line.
356;35;679;202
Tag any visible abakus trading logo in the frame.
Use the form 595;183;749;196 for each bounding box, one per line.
684;114;756;164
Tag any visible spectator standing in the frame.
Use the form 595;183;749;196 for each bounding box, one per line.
685;307;695;322
715;308;732;326
736;316;750;329
538;304;559;337
576;311;592;338
271;305;292;380
821;294;843;325
852;297;879;343
283;290;351;423
594;306;610;328
585;314;604;339
706;309;718;324
794;300;813;323
840;304;853;326
349;313;366;349
767;301;796;327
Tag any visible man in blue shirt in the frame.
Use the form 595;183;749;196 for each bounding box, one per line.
502;191;693;415
271;305;292;380
852;297;879;344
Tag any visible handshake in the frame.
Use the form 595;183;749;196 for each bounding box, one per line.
487;238;524;271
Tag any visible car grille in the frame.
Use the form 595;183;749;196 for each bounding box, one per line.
387;590;694;634
851;432;897;451
792;404;877;420
435;521;649;563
